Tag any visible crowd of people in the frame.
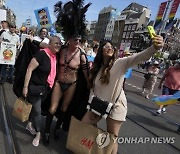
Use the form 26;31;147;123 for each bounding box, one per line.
0;12;179;153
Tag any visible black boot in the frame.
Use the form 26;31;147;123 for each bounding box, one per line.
43;112;53;146
54;111;66;141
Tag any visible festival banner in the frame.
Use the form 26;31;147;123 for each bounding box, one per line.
168;0;180;20
26;18;32;28
154;2;168;30
118;43;126;58
165;0;180;30
0;42;16;65
34;7;53;29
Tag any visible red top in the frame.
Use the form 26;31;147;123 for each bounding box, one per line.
164;66;180;90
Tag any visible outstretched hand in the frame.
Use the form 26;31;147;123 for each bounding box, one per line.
152;34;164;50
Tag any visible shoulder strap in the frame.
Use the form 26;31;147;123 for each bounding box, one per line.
114;87;123;104
79;48;85;63
65;49;79;65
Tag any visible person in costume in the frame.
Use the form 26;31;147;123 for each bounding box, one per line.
43;0;91;146
82;35;164;154
22;36;62;147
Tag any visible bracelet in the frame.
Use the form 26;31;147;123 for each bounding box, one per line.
23;86;28;88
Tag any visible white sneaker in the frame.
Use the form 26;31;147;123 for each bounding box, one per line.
145;95;149;99
156;109;161;114
26;123;36;135
162;107;166;113
32;132;40;147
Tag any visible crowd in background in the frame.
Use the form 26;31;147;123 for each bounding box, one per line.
0;19;179;151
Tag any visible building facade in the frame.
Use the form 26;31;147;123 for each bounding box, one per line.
112;2;151;50
0;0;5;7
93;5;116;41
111;15;126;48
89;20;97;43
0;0;16;25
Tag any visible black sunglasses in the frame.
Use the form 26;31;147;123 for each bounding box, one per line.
72;38;81;42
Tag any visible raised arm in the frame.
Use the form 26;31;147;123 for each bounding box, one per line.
115;35;164;71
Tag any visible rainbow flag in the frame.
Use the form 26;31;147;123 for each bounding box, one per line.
154;2;168;30
165;0;180;30
167;0;180;21
152;91;180;105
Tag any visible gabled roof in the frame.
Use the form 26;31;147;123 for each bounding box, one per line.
122;2;146;13
127;12;143;19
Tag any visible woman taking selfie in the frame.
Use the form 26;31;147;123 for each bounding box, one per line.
82;35;164;154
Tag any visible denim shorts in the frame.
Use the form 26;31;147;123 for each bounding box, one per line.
162;85;179;95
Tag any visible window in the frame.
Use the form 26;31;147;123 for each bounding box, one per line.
128;25;132;31
122;32;126;38
130;32;134;38
132;25;136;30
126;32;130;38
124;25;128;31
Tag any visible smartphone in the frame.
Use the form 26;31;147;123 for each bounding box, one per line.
147;26;156;38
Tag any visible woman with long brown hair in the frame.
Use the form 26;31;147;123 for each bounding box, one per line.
82;35;164;154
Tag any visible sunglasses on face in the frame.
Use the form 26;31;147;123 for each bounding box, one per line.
72;38;81;42
10;26;16;28
103;45;114;51
41;31;47;33
54;42;62;46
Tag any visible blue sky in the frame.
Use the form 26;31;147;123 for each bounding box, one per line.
5;0;180;28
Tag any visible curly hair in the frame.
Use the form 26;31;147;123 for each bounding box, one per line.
89;40;117;88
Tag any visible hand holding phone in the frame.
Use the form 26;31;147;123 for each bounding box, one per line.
147;26;156;38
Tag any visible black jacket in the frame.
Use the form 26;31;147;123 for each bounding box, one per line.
13;39;40;97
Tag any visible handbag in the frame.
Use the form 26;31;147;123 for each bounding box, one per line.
12;97;32;122
28;84;46;96
66;116;117;154
87;95;113;119
87;84;122;119
144;73;151;79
